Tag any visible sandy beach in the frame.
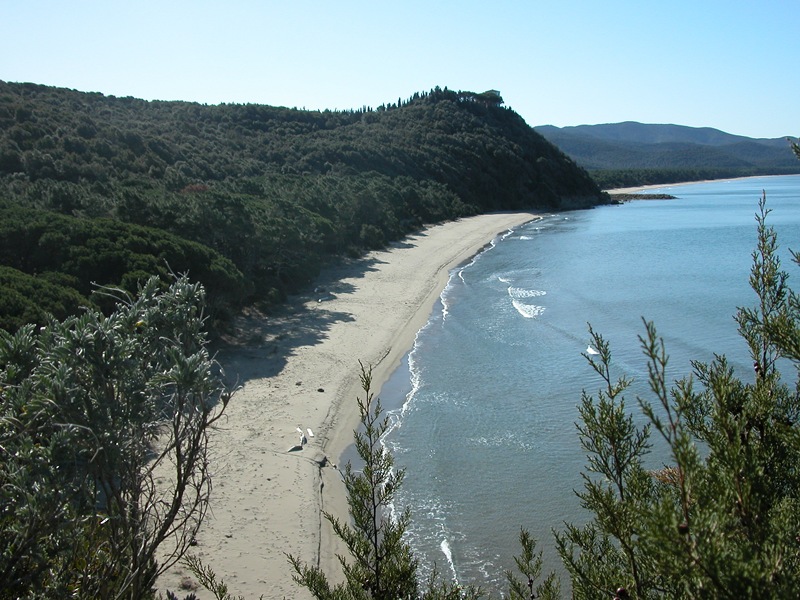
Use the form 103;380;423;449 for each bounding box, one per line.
158;211;538;599
604;174;792;195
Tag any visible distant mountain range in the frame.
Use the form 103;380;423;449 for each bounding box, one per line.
534;122;800;188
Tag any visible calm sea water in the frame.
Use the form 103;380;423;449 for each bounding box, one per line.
375;175;800;593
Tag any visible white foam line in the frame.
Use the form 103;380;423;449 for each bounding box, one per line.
440;537;459;585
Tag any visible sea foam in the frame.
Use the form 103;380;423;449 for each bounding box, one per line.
507;286;546;318
440;537;458;583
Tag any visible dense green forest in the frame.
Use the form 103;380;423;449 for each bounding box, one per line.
0;82;607;331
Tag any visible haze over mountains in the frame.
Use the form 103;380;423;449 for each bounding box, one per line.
535;122;800;188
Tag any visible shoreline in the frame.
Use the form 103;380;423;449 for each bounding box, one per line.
159;211;538;599
604;173;794;195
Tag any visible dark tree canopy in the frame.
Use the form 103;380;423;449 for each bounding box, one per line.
0;81;607;331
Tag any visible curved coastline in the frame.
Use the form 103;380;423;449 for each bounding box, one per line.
158;211;539;599
604;173;794;195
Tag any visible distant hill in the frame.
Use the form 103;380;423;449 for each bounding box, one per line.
0;82;606;331
534;121;800;188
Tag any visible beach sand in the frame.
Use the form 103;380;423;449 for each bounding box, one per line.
604;174;790;195
158;211;538;599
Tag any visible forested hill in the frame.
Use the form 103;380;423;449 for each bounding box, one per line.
536;121;800;189
0;81;606;332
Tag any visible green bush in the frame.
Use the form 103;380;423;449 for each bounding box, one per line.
0;275;232;599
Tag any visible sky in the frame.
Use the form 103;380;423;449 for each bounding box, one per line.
2;0;799;139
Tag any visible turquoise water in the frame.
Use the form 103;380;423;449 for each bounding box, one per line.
378;175;800;592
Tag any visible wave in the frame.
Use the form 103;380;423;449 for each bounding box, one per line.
505;284;547;319
440;536;459;584
384;339;426;439
441;279;454;322
511;299;545;318
457;237;498;284
447;226;522;317
509;287;546;299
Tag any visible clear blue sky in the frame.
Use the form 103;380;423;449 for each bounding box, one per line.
2;0;798;138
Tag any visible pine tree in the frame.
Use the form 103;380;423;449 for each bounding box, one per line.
288;362;485;600
557;194;800;598
505;529;560;600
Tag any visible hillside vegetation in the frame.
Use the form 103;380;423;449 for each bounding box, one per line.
536;121;800;189
0;82;606;331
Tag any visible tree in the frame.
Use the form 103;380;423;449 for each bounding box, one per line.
505;529;560;600
0;274;232;599
288;362;424;600
0;80;607;327
557;194;800;598
288;362;504;600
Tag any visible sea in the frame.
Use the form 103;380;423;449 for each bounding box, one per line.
368;174;800;594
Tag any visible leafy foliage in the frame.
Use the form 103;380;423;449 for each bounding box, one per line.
505;529;560;600
0;264;91;331
0;274;231;599
0;201;246;326
0;81;606;330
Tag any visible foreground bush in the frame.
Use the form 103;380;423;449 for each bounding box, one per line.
0;275;231;599
557;196;800;598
